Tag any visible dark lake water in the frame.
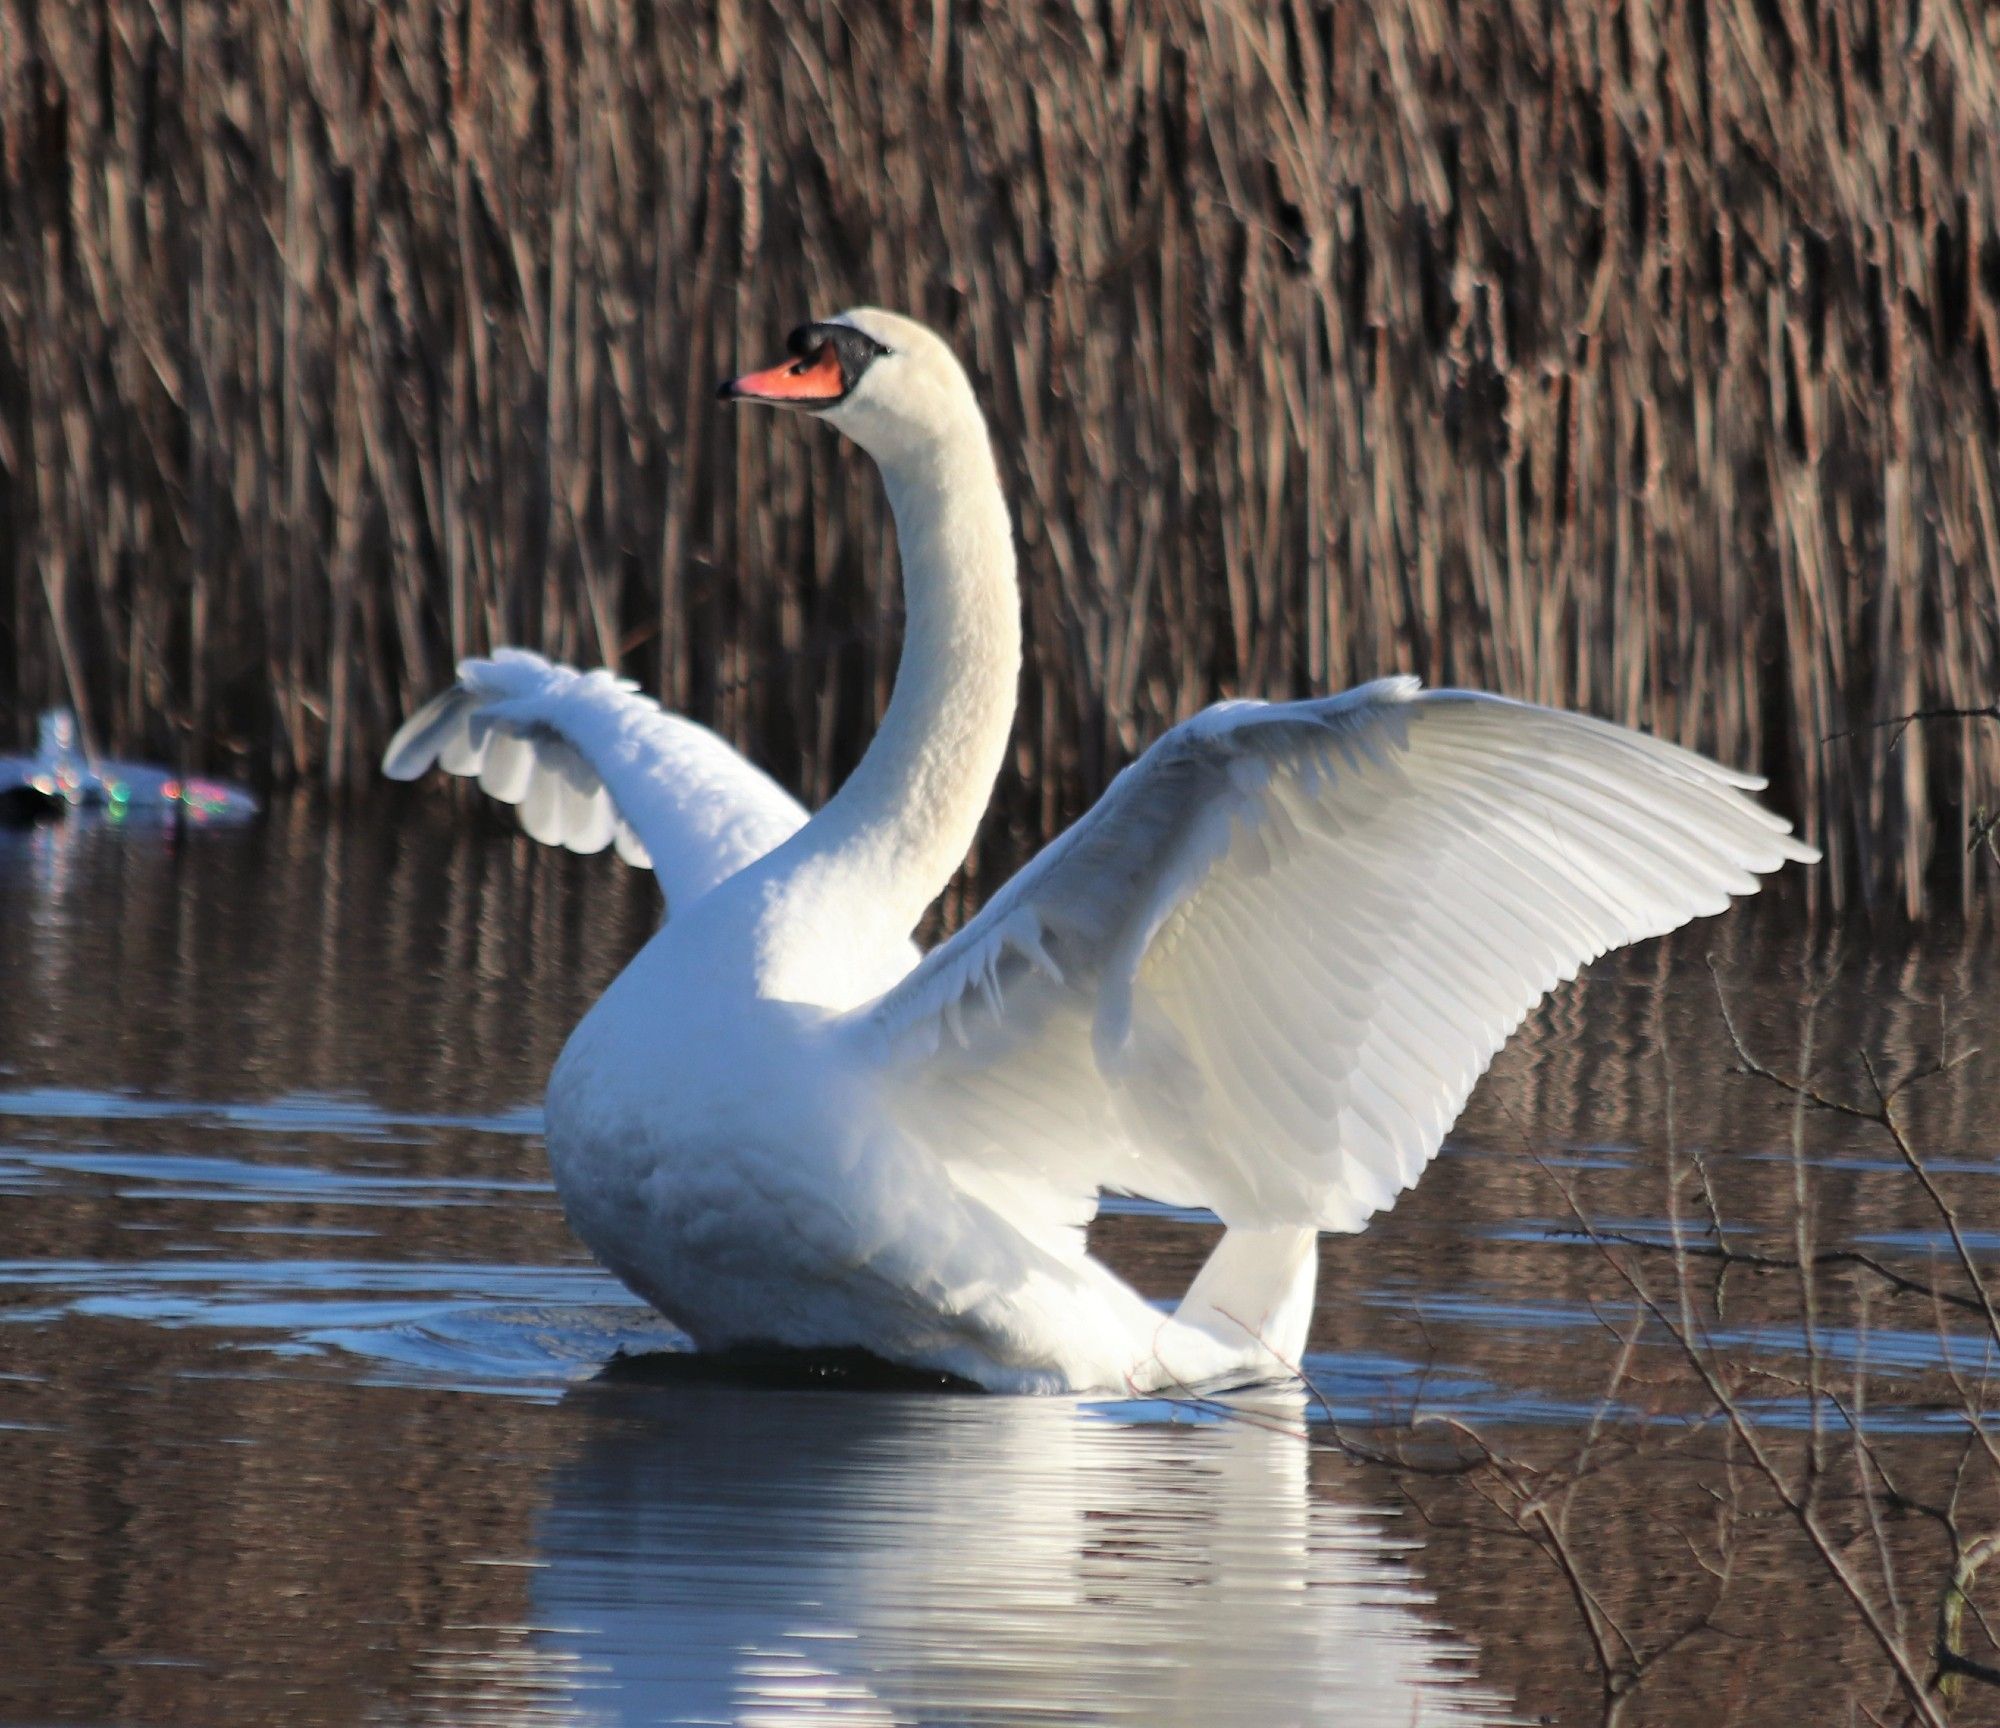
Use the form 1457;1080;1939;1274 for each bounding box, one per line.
4;799;1999;1725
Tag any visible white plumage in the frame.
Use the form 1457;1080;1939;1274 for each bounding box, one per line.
385;651;806;904
870;679;1809;1247
386;308;1816;1393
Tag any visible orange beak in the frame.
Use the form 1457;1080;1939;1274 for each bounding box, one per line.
718;341;846;405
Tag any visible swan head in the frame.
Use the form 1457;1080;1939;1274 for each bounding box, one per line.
719;309;985;469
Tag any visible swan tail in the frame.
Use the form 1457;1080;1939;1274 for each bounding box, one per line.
1171;1225;1319;1376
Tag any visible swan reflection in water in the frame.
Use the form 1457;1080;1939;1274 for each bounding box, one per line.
520;1368;1515;1727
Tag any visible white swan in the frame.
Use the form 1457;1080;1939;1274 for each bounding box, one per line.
385;308;1817;1394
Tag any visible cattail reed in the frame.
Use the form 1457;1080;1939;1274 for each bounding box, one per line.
2;0;1996;913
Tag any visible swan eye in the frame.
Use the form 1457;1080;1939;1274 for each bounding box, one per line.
793;323;890;397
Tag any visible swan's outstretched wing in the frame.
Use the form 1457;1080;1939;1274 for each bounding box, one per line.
858;678;1815;1251
384;650;807;909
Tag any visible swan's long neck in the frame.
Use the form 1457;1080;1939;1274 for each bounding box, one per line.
794;414;1020;944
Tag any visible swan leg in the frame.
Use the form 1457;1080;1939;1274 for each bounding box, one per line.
1157;1225;1320;1385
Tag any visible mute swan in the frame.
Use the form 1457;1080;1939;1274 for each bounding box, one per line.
385;308;1816;1394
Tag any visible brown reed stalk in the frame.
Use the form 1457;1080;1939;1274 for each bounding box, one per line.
2;0;1996;911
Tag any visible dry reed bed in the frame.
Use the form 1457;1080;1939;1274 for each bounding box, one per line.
1;0;1996;909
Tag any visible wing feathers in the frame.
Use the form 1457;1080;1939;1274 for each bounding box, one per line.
384;649;807;910
862;681;1816;1238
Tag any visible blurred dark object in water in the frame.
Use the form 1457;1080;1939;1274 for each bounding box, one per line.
0;710;259;827
597;1343;982;1395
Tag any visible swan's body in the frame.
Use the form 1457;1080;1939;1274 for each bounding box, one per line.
386;309;1816;1394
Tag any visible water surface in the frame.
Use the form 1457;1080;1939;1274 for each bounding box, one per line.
2;802;1996;1724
